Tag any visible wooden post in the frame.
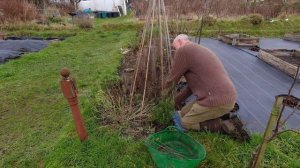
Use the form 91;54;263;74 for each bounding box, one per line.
60;68;88;142
249;96;284;168
0;32;5;40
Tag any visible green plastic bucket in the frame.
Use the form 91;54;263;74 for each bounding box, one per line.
145;126;206;168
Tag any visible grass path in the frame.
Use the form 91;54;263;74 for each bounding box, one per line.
0;18;299;168
0;18;152;167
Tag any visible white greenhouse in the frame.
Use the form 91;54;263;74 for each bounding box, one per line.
79;0;128;15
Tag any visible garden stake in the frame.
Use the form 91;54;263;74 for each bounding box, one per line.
0;32;6;40
60;68;88;142
249;96;284;168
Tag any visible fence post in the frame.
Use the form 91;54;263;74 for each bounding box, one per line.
60;68;88;142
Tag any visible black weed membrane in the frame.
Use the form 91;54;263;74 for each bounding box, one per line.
0;37;64;63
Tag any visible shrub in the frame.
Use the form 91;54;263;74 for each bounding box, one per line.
52;3;74;16
287;1;300;13
152;98;174;125
0;10;3;23
0;0;37;22
203;16;217;26
248;13;264;26
47;16;63;23
74;17;93;29
277;13;288;20
240;15;250;22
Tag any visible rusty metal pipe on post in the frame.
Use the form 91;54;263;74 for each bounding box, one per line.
60;68;88;142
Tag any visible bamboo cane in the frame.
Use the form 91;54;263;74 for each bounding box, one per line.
162;0;172;70
129;0;153;109
141;0;156;111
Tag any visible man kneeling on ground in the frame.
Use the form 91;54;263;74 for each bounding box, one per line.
163;34;249;141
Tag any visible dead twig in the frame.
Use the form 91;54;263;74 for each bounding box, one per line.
274;64;300;134
128;103;154;121
280;102;300;128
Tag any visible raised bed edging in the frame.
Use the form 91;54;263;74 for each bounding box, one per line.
284;33;300;42
218;34;259;47
258;49;300;79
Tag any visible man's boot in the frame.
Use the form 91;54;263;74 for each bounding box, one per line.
221;102;239;120
199;116;251;142
199;118;225;133
221;116;251;142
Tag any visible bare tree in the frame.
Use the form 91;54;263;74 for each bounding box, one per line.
195;0;221;44
70;0;81;11
27;0;49;7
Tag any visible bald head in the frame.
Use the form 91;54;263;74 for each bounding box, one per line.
172;34;190;50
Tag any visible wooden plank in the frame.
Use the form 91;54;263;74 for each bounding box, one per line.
284;33;300;42
219;34;259;46
258;49;299;79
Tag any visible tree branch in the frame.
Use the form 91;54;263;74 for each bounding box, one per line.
280;102;300;127
274;64;300;133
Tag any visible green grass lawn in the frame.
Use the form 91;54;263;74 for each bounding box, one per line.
0;17;299;168
171;15;300;37
0;21;79;38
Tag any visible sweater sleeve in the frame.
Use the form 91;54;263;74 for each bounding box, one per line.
164;47;188;89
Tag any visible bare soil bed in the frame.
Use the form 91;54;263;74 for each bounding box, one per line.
219;34;259;47
284;33;300;42
266;49;300;67
98;45;172;139
258;49;300;79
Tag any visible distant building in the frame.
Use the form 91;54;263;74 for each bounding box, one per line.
79;0;128;15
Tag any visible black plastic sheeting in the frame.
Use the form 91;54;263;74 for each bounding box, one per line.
200;38;300;133
259;38;300;50
0;39;51;63
0;50;23;63
6;36;65;41
237;38;300;56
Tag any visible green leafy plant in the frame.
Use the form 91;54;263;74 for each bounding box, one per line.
248;13;264;26
203;16;217;26
152;98;174;125
74;17;93;29
47;16;63;23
